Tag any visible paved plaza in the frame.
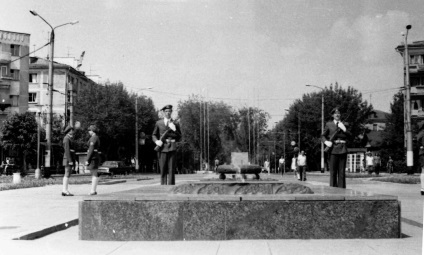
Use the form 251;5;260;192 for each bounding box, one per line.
0;172;422;255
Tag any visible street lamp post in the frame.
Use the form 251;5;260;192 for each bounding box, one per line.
135;87;153;172
30;10;78;170
404;25;413;174
306;84;325;173
35;111;41;179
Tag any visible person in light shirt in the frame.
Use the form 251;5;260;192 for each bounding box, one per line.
278;156;285;176
297;151;307;181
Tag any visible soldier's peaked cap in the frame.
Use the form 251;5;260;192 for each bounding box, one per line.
330;107;341;115
161;105;173;111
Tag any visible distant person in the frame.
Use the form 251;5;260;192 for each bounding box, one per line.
85;124;101;195
366;152;374;174
214;158;219;172
264;159;270;174
278;156;285;176
297;150;307;181
417;121;424;195
61;126;75;196
321;107;350;188
386;156;394;174
152;105;182;185
373;154;381;175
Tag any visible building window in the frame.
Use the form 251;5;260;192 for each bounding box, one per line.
1;66;7;77
373;124;377;131
10;44;20;57
29;73;38;83
28;93;37;103
10;69;19;80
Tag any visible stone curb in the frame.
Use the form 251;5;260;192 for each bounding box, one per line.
13;219;78;240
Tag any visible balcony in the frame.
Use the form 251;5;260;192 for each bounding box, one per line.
0;51;11;64
0;73;12;80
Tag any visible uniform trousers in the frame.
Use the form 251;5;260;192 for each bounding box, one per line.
329;153;347;188
158;151;176;185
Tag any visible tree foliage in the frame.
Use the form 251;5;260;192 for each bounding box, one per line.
0;112;40;171
74;82;157;161
380;91;405;162
177;96;269;168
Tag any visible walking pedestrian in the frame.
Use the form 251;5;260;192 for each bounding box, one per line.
61;126;75;196
85;124;100;195
386;156;394;174
278;156;285;176
264;158;270;174
297;150;307;181
152;105;182;185
373;154;381;175
366;152;374;174
321;107;350;188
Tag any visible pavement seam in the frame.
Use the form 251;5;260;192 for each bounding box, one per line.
12;219;78;240
401;217;423;228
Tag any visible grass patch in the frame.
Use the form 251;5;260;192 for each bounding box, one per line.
370;175;420;184
0;174;151;191
346;173;382;178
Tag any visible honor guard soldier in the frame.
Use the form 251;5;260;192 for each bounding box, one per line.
152;105;182;185
321;107;351;188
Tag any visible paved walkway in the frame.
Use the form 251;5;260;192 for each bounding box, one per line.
0;173;422;255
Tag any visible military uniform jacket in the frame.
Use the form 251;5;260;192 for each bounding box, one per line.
321;121;351;155
86;135;100;164
63;134;75;164
152;119;181;152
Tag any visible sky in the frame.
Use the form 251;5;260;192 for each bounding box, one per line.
3;0;424;126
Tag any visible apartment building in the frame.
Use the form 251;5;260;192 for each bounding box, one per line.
28;56;96;124
396;41;424;119
0;30;30;123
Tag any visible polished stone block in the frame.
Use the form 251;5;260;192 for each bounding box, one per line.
79;181;401;241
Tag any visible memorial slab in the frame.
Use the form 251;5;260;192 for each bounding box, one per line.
79;181;400;241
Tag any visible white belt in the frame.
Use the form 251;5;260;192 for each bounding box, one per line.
334;140;346;144
166;139;176;143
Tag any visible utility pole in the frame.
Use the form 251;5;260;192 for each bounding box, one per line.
135;97;139;171
404;25;413;174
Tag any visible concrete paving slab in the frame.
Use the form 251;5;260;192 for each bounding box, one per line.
0;173;422;255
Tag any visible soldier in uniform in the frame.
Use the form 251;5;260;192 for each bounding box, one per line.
321;107;351;188
62;126;75;196
85;124;100;195
152;105;181;185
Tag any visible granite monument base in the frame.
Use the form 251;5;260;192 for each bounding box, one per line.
79;181;400;241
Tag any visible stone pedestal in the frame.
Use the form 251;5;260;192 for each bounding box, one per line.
79;181;400;241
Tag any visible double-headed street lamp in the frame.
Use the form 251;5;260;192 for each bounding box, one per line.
30;10;78;170
306;84;325;173
135;87;153;171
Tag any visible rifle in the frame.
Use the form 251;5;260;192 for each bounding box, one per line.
154;119;181;152
154;128;172;152
324;126;340;153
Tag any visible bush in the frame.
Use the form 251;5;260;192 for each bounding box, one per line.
393;160;409;173
371;175;420;184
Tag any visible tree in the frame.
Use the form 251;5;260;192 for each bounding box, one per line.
279;83;373;171
0;112;40;172
380;91;407;171
74;82;157;162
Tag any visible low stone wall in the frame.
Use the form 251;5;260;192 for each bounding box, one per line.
79;182;400;241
